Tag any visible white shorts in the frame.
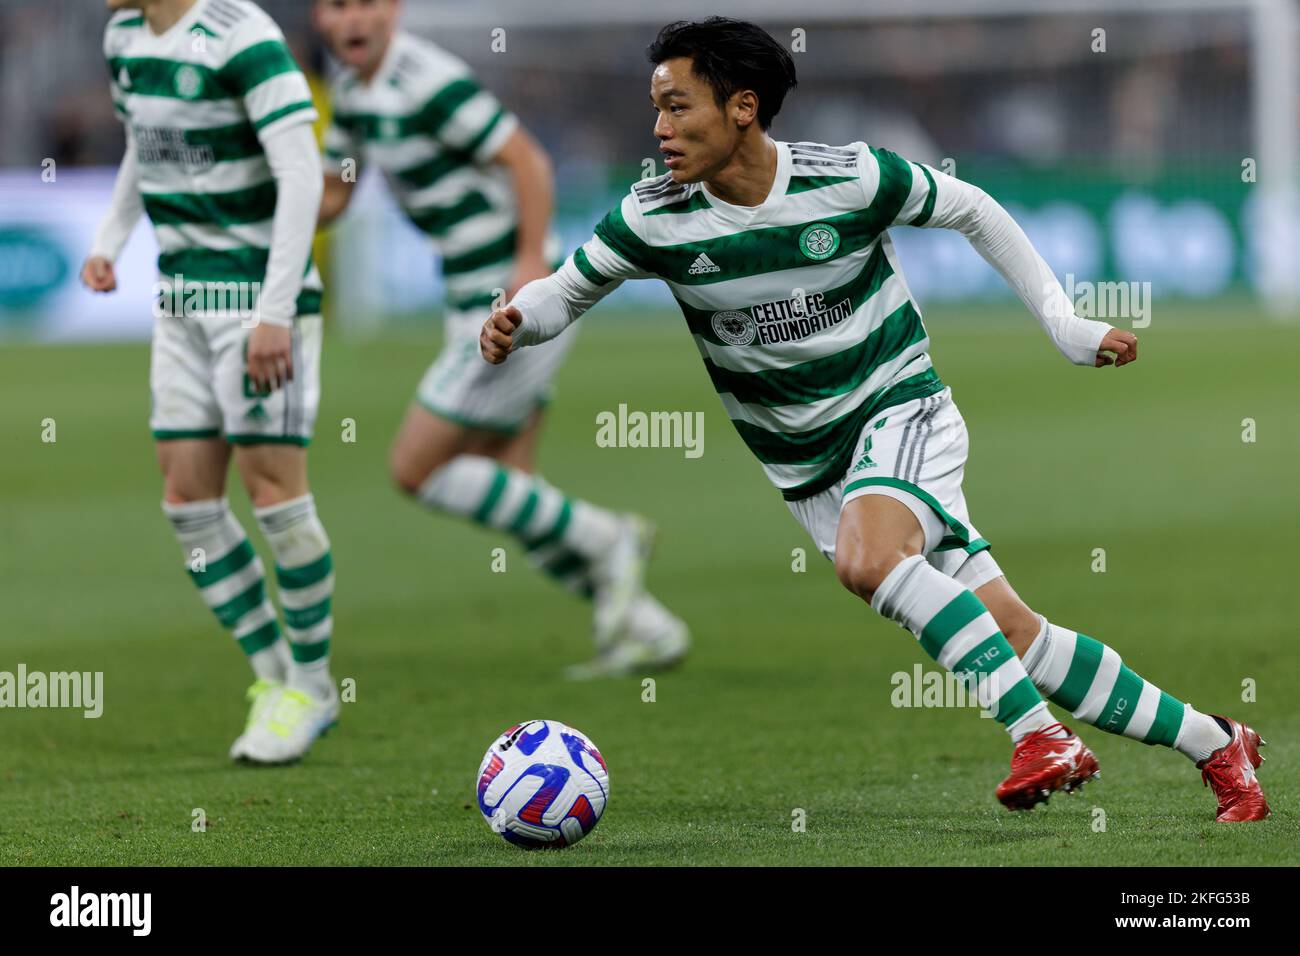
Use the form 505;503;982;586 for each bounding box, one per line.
416;307;580;433
150;313;322;446
785;386;1004;591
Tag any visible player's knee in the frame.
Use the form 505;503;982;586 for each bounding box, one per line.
247;480;298;510
162;473;218;505
389;455;422;496
161;486;209;507
835;547;911;603
235;464;298;510
389;446;436;497
390;433;462;496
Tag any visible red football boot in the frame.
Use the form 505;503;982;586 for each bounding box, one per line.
1197;715;1270;822
996;722;1100;811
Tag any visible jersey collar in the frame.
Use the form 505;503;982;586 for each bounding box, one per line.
699;140;791;227
365;29;408;89
143;0;207;41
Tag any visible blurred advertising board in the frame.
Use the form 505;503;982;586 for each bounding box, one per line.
0;162;1283;342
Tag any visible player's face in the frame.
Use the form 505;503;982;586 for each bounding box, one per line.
314;0;399;73
104;0;144;10
650;58;745;184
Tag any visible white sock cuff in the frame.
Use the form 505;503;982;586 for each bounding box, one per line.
1171;702;1192;744
1171;705;1232;763
161;496;230;528
868;553;929;620
253;493;317;532
417;455;499;514
254;495;329;569
161;498;245;563
1021;614;1051;675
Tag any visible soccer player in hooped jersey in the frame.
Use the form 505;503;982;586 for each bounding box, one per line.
83;0;339;763
312;0;688;677
482;18;1269;819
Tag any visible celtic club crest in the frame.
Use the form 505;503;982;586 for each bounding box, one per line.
174;65;203;99
798;222;840;261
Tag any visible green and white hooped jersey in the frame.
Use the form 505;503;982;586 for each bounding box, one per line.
570;140;948;501
104;0;322;316
323;31;521;313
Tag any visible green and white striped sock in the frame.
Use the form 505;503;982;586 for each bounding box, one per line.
418;456;616;598
1022;617;1230;761
162;498;288;682
872;555;1054;740
254;495;335;701
523;518;597;599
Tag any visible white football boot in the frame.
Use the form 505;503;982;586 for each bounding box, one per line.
228;678;282;760
566;593;691;680
230;679;340;764
589;514;656;649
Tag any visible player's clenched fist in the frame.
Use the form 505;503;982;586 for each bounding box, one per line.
480;305;522;364
80;256;117;293
1095;328;1138;368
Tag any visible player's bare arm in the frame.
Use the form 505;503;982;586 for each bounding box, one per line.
318;173;357;228
492;126;555;297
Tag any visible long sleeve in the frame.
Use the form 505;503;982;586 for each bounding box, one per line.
256;122;323;327
867;147;1111;366
220;20;320;327
927;174;1108;365
510;259;621;347
511;193;654;348
89;126;144;262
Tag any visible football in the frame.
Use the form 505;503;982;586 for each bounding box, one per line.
475;719;610;849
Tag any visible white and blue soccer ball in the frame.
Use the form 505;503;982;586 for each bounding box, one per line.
476;719;609;849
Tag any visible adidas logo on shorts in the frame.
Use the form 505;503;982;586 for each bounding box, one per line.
687;253;721;275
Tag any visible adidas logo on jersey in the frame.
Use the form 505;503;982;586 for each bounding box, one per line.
687;253;721;275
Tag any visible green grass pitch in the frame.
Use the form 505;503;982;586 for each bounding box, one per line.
1;300;1296;866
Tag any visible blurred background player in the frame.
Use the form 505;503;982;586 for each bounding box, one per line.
482;17;1269;821
83;0;339;763
311;0;688;678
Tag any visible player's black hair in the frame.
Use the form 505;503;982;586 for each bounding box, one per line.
646;17;797;130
